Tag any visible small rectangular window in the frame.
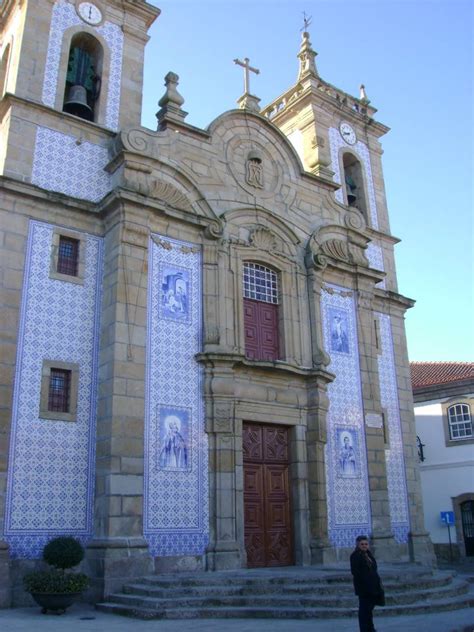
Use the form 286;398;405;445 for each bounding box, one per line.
57;236;79;276
48;368;71;413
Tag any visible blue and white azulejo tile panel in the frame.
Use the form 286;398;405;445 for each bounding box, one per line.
376;312;410;543
321;284;372;547
42;0;123;130
4;220;103;558
31;127;111;202
144;235;208;557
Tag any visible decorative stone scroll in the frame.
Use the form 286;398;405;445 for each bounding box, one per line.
150;180;193;212
307;224;369;271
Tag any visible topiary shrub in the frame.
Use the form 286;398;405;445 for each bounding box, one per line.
43;536;84;570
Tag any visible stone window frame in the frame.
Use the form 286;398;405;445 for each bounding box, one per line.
39;360;80;422
233;249;297;364
50;228;86;284
441;397;474;447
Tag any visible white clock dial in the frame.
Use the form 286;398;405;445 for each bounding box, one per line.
77;2;103;25
339;122;357;145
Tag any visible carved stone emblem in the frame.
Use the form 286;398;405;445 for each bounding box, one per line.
245;150;264;189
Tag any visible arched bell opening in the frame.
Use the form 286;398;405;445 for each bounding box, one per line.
62;33;103;122
342;152;368;221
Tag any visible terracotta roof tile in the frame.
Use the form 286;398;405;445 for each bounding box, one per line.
410;362;474;389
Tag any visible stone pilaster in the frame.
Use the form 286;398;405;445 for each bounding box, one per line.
87;211;153;598
203;359;241;570
307;374;335;564
356;285;397;559
306;265;335;563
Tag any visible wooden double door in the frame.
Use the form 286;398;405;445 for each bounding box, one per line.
243;422;293;567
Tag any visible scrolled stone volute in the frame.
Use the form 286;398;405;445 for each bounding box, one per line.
307;223;370;270
204;219;224;240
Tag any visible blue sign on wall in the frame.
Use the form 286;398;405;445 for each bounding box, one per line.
440;511;455;525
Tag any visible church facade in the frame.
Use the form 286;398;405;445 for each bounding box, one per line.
0;0;433;605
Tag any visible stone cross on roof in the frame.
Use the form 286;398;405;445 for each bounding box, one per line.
233;57;261;113
233;57;260;95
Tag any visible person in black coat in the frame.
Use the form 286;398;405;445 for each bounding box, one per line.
350;535;384;632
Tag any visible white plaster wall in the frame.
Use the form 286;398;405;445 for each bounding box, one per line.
415;399;474;544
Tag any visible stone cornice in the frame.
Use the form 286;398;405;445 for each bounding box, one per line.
195;351;335;384
366;226;401;246
112;0;160;28
374;288;416;311
0;93;116;139
0;175;98;214
261;79;390;138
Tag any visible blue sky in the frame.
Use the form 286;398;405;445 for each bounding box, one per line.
140;0;473;362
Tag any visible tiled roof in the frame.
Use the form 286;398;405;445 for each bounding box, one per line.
410;362;474;389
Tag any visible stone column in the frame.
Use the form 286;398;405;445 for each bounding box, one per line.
356;284;396;559
85;211;152;600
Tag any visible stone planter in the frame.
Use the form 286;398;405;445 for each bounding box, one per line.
30;591;82;614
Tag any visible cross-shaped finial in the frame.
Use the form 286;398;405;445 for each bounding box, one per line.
233;57;260;95
302;11;312;32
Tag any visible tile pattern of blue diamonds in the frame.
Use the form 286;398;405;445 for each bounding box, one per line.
322;284;372;548
144;235;209;557
376;312;410;543
4;220;103;558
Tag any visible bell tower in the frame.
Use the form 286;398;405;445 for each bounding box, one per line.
0;0;159;186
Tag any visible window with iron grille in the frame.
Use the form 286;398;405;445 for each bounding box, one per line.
57;236;79;276
48;368;71;413
243;263;278;304
448;403;472;440
243;263;280;361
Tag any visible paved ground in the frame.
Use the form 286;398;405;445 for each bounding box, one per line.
0;603;473;632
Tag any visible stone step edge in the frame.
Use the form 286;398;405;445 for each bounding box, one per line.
120;576;454;595
106;580;469;608
95;594;474;621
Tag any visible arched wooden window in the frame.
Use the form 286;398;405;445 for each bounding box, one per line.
63;33;103;122
342;153;368;220
447;403;472;440
243;262;280;361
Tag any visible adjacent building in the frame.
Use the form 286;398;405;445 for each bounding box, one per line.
412;362;474;562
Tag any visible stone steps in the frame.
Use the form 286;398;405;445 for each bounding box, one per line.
95;567;474;620
121;573;453;598
104;579;468;610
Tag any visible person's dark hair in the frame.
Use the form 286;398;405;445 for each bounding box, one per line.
355;535;369;543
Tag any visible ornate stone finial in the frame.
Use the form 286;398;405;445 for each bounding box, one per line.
359;84;370;104
297;24;318;80
234;57;261;112
156;71;188;129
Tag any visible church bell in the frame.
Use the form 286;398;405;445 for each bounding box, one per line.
63;84;94;121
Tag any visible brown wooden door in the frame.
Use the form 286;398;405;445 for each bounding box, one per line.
243;298;279;361
243;423;293;567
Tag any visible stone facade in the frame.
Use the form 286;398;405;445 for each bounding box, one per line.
0;0;434;606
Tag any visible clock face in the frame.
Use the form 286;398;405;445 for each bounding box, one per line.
339;122;357;145
77;2;103;25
